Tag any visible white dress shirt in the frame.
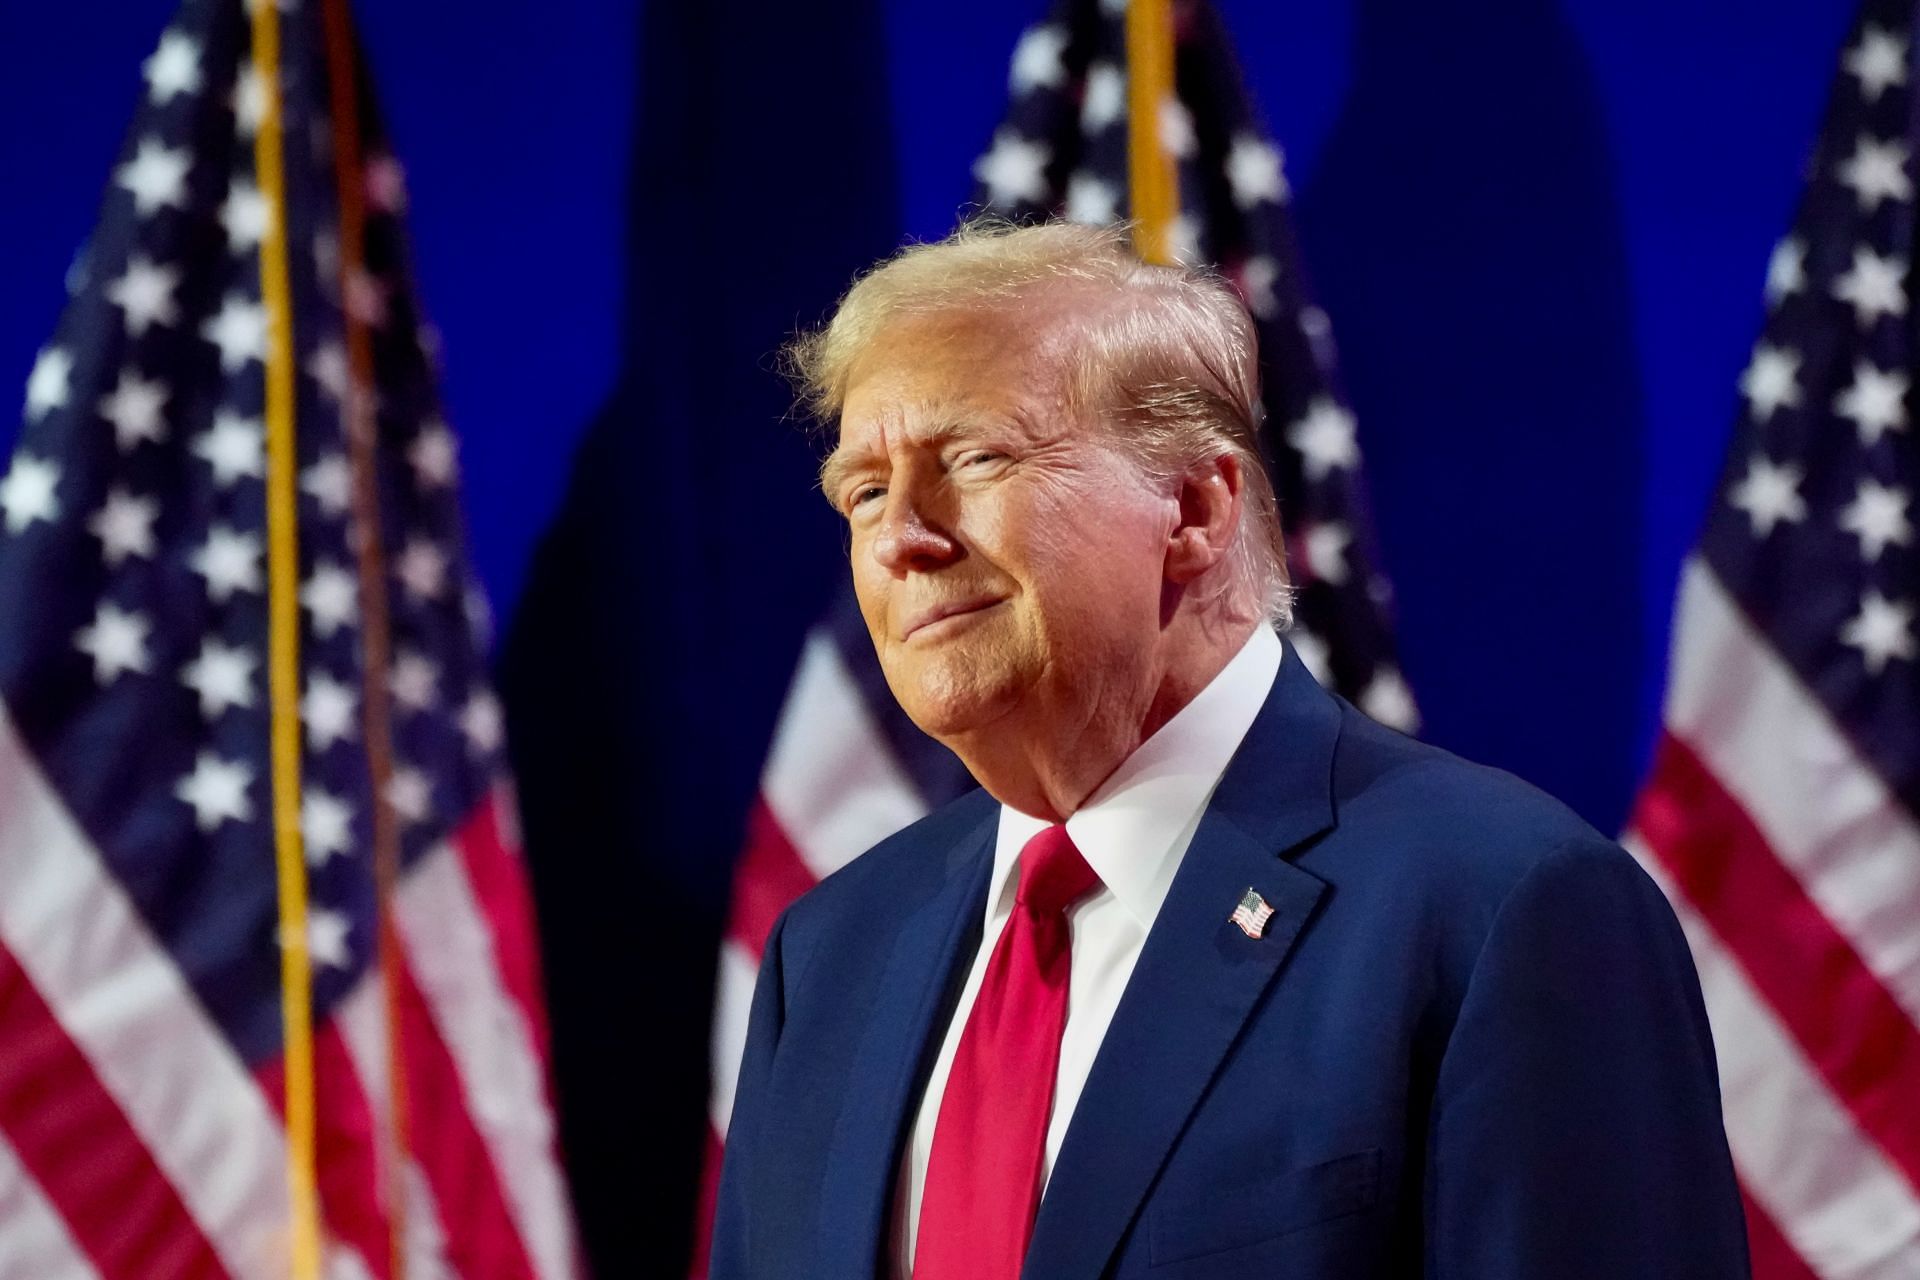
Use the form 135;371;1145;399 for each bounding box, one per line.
891;624;1285;1275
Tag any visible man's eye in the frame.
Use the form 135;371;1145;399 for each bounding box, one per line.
848;485;886;511
958;450;1004;469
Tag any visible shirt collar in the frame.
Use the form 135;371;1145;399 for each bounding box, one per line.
990;624;1286;927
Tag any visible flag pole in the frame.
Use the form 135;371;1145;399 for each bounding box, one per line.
1126;0;1180;264
247;0;325;1275
318;3;415;1276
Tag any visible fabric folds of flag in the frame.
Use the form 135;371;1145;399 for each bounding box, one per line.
1622;2;1920;1276
0;1;580;1276
690;0;1412;1272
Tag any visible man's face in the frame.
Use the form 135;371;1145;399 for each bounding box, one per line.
825;305;1176;743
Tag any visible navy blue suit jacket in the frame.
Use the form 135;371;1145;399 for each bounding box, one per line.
710;650;1750;1278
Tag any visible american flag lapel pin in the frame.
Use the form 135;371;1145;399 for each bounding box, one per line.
1229;888;1275;939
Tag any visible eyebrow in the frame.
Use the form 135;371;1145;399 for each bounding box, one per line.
818;416;995;504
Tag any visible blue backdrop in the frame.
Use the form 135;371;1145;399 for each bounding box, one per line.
0;0;1861;1270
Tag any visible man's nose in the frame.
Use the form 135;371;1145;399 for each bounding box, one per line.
870;474;959;576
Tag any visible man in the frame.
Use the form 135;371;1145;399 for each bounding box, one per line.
710;220;1748;1279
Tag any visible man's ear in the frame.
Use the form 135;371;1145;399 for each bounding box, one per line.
1165;454;1244;585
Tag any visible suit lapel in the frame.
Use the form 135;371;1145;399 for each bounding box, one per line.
1023;650;1345;1280
815;815;996;1280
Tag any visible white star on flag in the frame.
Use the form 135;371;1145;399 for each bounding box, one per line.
179;637;257;718
232;65;267;136
176;752;253;831
1728;456;1807;536
201;294;267;371
1009;24;1068;94
1739;343;1802;421
1226;135;1287;208
1288;398;1360;480
1302;522;1352;586
1764;237;1805;305
188;525;263;602
191;411;266;485
1065;172;1120;226
365;154;408;214
88;489;159;565
115;139;191;214
408;421;458;488
1834;361;1909;444
461;689;505;755
1081;62;1125;131
1287;628;1331;684
395;539;448;601
98;369;169;450
1832;246;1908;326
25;346;72;420
1840;591;1916;673
1159;98;1196;158
301;788;354;867
305;910;353;970
142;31;202;103
1846;27;1908;103
301;453;353;516
0;454;61;533
1167;213;1202;266
390;650;441;714
973;131;1051;207
1836;135;1913;212
307;341;349;401
1361;667;1419;732
220;180;271;252
74;603;152;683
1838;480;1912;561
302;672;359;751
1239;257;1279;319
386;766;433;826
105;257;181;336
300;562;360;638
345;268;387;327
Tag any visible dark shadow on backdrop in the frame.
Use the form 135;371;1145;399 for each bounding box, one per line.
1296;0;1646;832
497;2;902;1270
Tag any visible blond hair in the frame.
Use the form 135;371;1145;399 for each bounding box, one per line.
788;218;1291;625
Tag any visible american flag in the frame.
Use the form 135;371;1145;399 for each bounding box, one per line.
1622;1;1920;1275
689;0;1411;1271
0;1;579;1277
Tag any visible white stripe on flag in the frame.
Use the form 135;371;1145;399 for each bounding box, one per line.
0;1135;105;1280
709;940;761;1140
335;972;455;1279
762;632;929;879
1663;559;1920;1021
1627;837;1920;1279
0;705;294;1280
395;841;577;1280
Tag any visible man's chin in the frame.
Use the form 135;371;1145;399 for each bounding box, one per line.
885;662;1020;744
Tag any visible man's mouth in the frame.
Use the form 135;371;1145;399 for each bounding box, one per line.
901;596;1005;641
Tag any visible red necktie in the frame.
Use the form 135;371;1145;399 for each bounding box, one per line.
913;825;1101;1280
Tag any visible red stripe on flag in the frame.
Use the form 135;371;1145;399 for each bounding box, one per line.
0;939;228;1280
725;799;819;959
256;1023;394;1280
395;954;538;1280
1634;733;1920;1188
1738;1182;1821;1280
451;793;552;1063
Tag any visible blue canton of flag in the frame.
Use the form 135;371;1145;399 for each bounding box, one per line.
0;2;579;1277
